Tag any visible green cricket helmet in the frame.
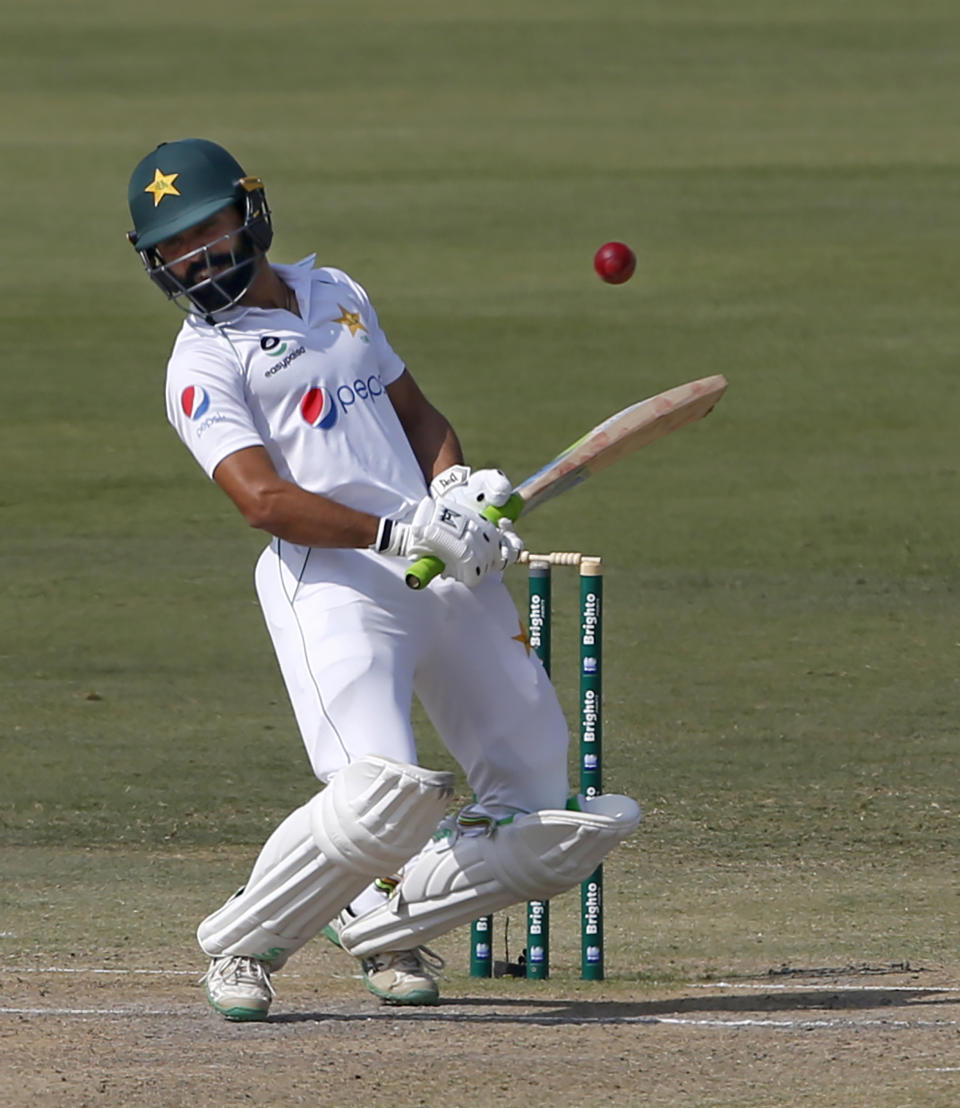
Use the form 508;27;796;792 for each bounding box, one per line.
127;138;273;319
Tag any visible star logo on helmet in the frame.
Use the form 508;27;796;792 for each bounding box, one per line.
145;168;181;207
334;305;367;337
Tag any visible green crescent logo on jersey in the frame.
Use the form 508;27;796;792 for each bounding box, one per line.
260;336;288;357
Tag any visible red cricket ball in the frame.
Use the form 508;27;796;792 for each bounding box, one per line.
593;241;636;285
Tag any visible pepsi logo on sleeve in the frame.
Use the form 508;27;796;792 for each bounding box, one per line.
181;385;210;420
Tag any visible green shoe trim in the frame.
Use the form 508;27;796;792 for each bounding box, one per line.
220;1005;269;1022
361;973;439;1006
204;987;269;1022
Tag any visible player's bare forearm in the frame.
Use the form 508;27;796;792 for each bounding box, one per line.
213;446;379;548
386;371;463;481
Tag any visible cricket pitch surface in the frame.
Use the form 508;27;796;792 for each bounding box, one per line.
3;962;960;1107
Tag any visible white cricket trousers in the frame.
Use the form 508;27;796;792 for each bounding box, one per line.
254;539;570;815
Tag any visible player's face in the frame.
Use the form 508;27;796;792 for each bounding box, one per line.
156;205;245;283
152;204;263;315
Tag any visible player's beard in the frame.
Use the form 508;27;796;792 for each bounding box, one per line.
182;235;260;314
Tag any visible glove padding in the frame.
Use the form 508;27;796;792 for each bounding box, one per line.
373;495;524;586
430;465;513;513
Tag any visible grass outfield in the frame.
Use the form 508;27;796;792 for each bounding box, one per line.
3;0;960;1053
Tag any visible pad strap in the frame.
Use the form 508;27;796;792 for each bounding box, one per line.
339;794;641;958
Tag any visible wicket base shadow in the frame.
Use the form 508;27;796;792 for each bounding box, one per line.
270;987;960;1025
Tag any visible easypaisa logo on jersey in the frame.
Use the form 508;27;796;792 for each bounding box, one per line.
300;374;386;431
261;336;307;378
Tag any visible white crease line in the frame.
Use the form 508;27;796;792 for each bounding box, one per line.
0;967;197;976
0;1008;179;1017
7;970;950;993
1;1006;956;1030
0;966;312;978
688;983;956;993
654;1016;956;1030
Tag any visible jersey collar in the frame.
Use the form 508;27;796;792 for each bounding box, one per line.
270;255;316;320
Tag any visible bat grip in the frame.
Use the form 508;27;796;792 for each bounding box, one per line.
405;493;524;590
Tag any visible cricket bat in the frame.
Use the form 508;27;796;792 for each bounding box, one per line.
405;373;728;590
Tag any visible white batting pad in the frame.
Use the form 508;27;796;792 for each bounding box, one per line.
339;793;642;958
197;755;454;965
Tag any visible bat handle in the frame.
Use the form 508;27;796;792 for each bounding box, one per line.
405;493;524;591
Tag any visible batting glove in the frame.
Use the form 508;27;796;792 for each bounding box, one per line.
430;465;513;512
373;495;521;586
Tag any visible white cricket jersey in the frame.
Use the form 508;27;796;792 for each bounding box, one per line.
164;256;427;519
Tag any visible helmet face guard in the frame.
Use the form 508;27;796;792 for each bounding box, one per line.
127;139;274;321
132;184;272;319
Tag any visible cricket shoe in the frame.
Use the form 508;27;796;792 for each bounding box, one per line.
323;908;444;1006
201;955;275;1021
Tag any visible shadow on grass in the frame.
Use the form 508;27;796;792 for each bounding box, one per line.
268;987;960;1025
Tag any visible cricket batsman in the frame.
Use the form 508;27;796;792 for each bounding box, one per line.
127;138;641;1020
